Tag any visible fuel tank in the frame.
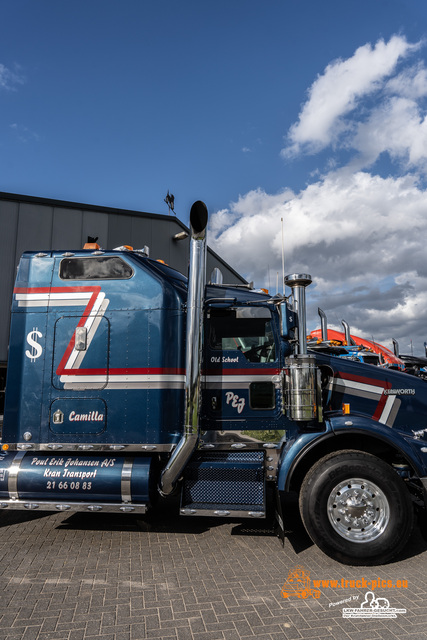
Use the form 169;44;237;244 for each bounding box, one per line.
0;451;153;512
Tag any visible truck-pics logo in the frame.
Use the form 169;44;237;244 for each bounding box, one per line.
281;566;409;612
280;566;321;600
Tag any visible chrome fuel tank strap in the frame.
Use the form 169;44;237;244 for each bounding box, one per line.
121;458;134;503
8;451;26;500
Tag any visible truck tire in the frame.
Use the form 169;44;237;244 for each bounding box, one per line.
299;450;414;565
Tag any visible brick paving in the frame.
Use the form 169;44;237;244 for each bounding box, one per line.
0;496;426;640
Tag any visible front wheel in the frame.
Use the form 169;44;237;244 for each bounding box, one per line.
299;450;414;565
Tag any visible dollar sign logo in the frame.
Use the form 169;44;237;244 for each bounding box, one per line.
26;328;43;362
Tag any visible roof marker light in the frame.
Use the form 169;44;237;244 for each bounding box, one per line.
83;242;100;250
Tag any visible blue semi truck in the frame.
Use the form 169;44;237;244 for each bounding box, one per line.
1;201;427;565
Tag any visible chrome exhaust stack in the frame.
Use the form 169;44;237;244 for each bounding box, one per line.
209;267;223;285
284;274;318;422
284;274;312;355
318;307;328;342
392;338;400;358
159;201;208;496
342;320;355;346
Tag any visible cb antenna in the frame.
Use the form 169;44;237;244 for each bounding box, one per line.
281;217;285;293
164;191;175;215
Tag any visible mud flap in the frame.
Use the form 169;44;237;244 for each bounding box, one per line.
274;486;285;546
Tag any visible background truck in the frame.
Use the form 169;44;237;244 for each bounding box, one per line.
1;200;427;565
309;309;403;369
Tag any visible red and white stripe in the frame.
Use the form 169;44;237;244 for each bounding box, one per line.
15;287;187;390
328;372;399;427
16;287;282;391
16;286;110;387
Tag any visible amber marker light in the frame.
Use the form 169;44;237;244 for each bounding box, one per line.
342;403;351;415
83;242;100;250
2;444;9;451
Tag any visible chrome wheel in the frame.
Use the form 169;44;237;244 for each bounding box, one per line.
299;450;414;564
327;477;390;543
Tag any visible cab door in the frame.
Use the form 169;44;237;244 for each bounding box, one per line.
46;256;116;438
203;305;284;434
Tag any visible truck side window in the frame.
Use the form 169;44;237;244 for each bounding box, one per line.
250;381;275;409
60;257;133;280
209;307;276;363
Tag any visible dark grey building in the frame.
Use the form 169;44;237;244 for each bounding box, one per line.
0;192;246;411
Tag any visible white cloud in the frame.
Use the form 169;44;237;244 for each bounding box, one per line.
282;35;419;157
211;35;427;355
210;170;427;353
211;171;423;284
0;63;25;91
352;96;427;169
386;62;427;100
9;123;39;143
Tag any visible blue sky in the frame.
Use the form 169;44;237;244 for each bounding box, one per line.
2;1;427;354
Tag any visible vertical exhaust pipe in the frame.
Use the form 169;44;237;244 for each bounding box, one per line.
159;201;208;496
318;308;328;342
210;267;223;285
284;274;312;355
392;338;400;358
284;274;318;422
342;320;353;346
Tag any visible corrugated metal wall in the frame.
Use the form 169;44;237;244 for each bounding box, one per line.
0;193;246;364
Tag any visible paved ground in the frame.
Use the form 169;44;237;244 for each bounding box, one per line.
0;495;427;640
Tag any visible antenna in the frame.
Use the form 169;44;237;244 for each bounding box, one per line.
281;217;285;293
164;191;175;215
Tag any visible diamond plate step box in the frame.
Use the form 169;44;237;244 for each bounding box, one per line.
181;451;265;518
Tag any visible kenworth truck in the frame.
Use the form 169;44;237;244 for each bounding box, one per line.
1;201;427;566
